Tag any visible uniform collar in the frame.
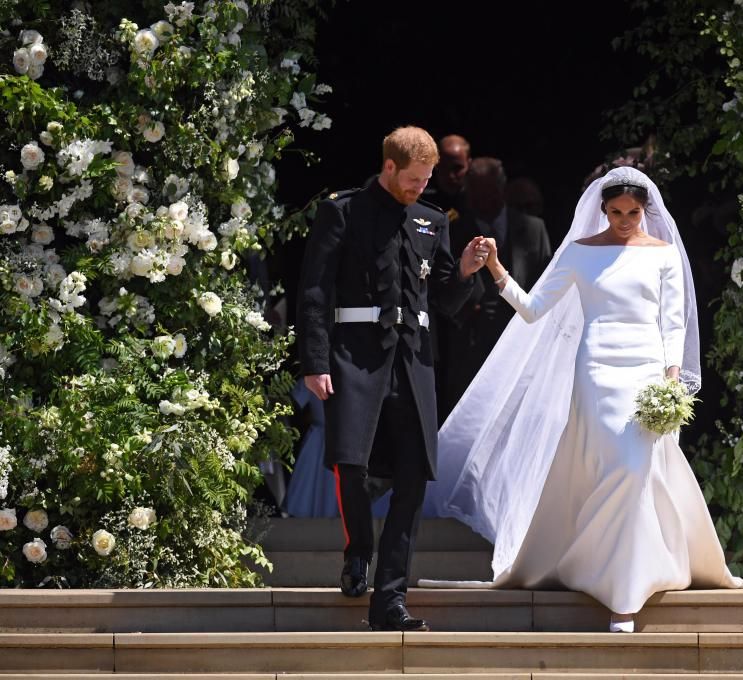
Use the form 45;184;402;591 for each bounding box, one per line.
369;176;408;213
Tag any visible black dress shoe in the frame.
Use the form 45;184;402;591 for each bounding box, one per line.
369;603;429;631
340;556;368;597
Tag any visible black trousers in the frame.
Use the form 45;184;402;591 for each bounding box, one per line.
334;348;428;622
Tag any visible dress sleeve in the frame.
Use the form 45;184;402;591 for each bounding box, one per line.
659;246;685;369
499;246;575;323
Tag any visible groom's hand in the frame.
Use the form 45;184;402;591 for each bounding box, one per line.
305;374;334;400
459;237;492;278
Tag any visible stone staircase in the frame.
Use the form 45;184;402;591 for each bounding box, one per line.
1;519;743;678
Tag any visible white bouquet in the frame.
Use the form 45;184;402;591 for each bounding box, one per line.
634;379;698;435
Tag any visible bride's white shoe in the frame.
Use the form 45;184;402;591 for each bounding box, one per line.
609;614;634;633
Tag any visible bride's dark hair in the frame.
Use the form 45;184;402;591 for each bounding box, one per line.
600;183;649;211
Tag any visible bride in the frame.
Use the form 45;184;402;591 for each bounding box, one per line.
421;166;742;632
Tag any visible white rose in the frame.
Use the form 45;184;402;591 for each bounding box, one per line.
21;142;45;170
127;186;150;205
173;333;187;358
0;508;17;531
130;253;154;276
112;176;134;201
27;63;44;80
13;48;30;74
44;324;64;349
168;201;188;222
152;335;176;359
198;291;222;317
198;231;218;251
23;508;49;532
92;529;116;556
14;274;41;298
45;264;67;287
22;538;47;563
150;20;174;41
127;230;155;252
128;506;157;530
133;29;159;55
112;151;135;177
20;29;43;45
231;200;252;220
142;122;165;143
39;131;54;146
166;255;185;276
28;43;48;66
732;258;743;288
1;220;17;235
225;158;239;180
50;525;73;549
31;223;54;245
220;250;238;270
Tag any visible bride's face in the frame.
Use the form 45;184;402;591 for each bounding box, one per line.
605;194;644;238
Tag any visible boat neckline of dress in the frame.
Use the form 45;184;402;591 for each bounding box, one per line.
572;242;673;248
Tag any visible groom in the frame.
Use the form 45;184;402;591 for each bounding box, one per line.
297;126;490;631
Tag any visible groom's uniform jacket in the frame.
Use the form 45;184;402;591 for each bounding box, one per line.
297;178;474;480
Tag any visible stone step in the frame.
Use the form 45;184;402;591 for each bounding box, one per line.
2;589;743;634
2;631;743;674
260;549;494;586
2;675;743;680
262;518;492;552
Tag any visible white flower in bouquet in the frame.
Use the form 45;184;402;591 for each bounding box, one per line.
127;185;150;205
50;525;73;549
1;219;17;235
22;538;47;563
131;251;155;277
312;114;332;131
0;508;17;531
280;57;300;75
20;29;43;45
168;201;189;222
166;255;186;276
127;230;155;251
112;176;135;201
21;142;45;170
43;324;64;350
128;506;157;530
173;333;187;358
31;223;54;245
314;83;333;95
44;264;67;288
218;218;241;237
634;378;698;435
163;174;189;199
259;162;276;186
153;335;176;359
225;157;240;180
92;529;116;556
57;139;113;176
732;258;743;288
230;199;252;220
0;446;10;500
38;175;54;191
23;509;49;532
246;311;271;332
133;29;159;55
198;291;222;317
197;230;218;251
298;108;316;128
159;399;186;416
14;274;43;298
220;250;237;270
27;62;44;80
112;151;135;177
13;48;30;74
142;121;165;143
150;20;175;41
165;1;195;26
291;92;307;111
39;131;54;146
28;43;47;66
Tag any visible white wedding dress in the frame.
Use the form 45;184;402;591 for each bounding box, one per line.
425;242;742;614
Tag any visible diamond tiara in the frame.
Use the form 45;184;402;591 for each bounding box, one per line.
601;175;649;191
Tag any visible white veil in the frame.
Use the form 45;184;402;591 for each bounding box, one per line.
427;166;700;579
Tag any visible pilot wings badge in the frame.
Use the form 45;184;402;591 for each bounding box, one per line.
419;259;432;280
413;217;435;235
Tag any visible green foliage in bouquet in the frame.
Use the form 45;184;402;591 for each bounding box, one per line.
606;0;743;575
634;379;698;435
0;0;332;587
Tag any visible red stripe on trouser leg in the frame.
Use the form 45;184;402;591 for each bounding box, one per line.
334;465;350;550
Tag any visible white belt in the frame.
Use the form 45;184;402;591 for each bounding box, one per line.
335;306;430;329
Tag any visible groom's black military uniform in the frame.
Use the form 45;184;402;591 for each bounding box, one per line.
297;178;474;628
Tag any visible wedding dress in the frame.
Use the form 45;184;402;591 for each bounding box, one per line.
421;167;742;614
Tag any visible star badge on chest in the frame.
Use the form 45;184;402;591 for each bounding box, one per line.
419;259;432;280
